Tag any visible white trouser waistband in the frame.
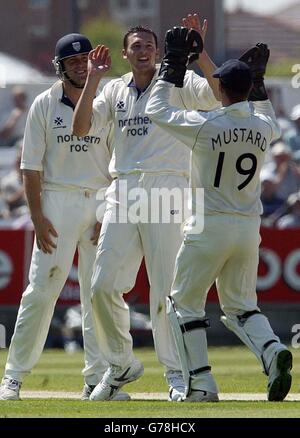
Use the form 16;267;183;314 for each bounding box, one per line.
42;183;106;197
113;171;189;179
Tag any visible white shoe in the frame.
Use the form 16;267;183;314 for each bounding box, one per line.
184;389;219;402
165;370;185;401
81;383;131;401
0;378;22;400
89;358;144;401
267;348;292;401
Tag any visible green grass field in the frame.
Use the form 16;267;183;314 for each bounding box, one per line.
0;346;299;418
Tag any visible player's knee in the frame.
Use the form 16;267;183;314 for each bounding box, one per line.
223;309;261;324
22;284;59;307
28;266;67;299
91;270;114;299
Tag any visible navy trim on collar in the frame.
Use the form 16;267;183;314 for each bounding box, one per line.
128;78;147;99
61;91;75;110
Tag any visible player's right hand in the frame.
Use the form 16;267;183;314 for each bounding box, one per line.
239;43;270;82
33;215;58;254
182;13;206;64
87;45;111;78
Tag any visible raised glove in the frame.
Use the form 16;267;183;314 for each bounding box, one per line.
158;27;203;88
187;32;204;65
239;43;270;101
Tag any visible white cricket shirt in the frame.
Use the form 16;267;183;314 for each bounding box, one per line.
89;68;219;177
146;81;281;217
21;81;112;190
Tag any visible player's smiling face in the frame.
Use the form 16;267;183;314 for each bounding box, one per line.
123;32;158;73
63;54;89;87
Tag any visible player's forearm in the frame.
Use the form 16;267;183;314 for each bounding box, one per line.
146;81;201;150
253;100;281;141
22;170;43;222
72;75;99;136
196;50;220;101
146;81;172;121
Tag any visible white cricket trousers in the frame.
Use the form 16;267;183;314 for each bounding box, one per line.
91;173;188;370
5;189;107;385
171;214;262;318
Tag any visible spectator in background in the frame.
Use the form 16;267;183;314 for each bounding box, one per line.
262;141;300;202
293;149;300;170
0;87;28;147
260;173;284;226
0;143;28;218
277;192;300;229
284;104;300;153
276;105;293;138
0;196;9;220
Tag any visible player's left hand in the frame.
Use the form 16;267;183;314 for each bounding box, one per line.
239;42;270;101
91;222;101;245
182;13;207;63
158;26;203;87
239;43;270;82
88;45;111;78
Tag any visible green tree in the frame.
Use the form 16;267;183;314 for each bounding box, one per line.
266;59;299;78
82;16;129;77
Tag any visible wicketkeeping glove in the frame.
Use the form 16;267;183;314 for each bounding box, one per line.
239;43;270;101
187;33;204;65
158;27;203;88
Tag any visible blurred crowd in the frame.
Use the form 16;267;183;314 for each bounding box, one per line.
0;86;32;229
260;103;300;228
0;86;300;230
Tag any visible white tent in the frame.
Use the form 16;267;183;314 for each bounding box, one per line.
0;53;55;121
0;52;53;86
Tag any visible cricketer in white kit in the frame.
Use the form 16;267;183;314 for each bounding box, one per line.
0;34;129;402
146;29;293;402
72;24;220;400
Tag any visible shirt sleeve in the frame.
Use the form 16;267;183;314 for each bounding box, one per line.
88;82;113;136
20;96;46;171
105;122;114;157
146;80;208;150
253;100;281;143
180;71;220;111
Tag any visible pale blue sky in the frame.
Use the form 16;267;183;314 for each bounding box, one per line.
225;0;297;14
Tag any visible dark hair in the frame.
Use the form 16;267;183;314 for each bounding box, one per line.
123;26;158;49
220;80;250;103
